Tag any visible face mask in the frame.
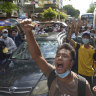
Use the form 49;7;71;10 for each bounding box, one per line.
2;33;8;38
90;33;94;37
55;70;70;78
82;38;89;44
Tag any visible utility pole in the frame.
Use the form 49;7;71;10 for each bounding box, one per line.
31;0;35;20
32;0;35;13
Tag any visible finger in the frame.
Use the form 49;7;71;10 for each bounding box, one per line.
19;19;32;26
23;19;32;24
21;19;34;28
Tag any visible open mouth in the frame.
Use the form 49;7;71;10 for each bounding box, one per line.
57;63;63;69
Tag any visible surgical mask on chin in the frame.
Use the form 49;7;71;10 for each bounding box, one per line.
82;38;89;44
55;70;70;78
2;33;8;38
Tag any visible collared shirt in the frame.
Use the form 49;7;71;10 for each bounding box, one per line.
75;43;95;76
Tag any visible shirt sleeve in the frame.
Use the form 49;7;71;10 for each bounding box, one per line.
7;38;17;51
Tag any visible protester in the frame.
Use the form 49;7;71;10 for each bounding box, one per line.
0;29;17;57
0;41;8;72
89;29;96;48
90;29;95;37
19;19;93;96
93;86;96;95
10;29;23;47
67;20;96;88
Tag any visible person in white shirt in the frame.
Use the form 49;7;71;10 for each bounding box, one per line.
0;29;17;57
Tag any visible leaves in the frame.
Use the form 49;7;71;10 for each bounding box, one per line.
87;5;95;13
42;7;57;20
57;12;67;20
63;4;80;18
0;2;18;13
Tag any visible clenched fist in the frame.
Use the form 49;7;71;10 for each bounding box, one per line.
19;19;34;33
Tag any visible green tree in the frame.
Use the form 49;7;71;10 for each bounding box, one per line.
0;0;18;18
87;5;95;13
63;4;80;18
57;12;67;20
74;9;80;17
42;7;57;21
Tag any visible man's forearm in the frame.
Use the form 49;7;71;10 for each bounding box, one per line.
25;30;42;59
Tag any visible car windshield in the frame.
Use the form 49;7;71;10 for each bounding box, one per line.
12;40;58;59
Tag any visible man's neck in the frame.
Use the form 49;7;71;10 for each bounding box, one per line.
58;72;73;82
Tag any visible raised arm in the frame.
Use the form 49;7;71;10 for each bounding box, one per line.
67;21;76;47
20;19;54;75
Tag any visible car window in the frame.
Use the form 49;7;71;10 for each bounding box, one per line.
38;40;58;58
12;40;58;59
12;42;31;59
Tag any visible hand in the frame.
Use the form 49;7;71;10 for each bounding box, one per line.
93;86;96;94
19;19;33;33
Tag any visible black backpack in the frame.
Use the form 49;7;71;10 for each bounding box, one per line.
48;70;86;96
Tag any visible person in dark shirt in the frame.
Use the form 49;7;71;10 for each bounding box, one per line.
10;29;23;47
0;41;8;72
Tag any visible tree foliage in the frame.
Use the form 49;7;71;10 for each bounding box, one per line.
63;4;80;18
87;5;95;13
0;1;18;18
57;12;67;20
42;7;57;20
0;0;13;1
0;2;17;13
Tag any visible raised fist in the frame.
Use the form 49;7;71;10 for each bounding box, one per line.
19;19;33;33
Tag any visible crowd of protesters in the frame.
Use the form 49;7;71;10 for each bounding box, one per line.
65;19;96;95
0;25;25;73
19;18;96;96
32;22;66;35
0;18;96;95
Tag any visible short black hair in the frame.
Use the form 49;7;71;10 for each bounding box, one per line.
82;33;90;38
56;43;76;60
11;29;17;32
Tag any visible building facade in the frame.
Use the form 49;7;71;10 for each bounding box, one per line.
38;0;63;8
59;0;63;8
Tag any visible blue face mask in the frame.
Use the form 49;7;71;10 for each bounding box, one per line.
2;33;8;38
82;38;89;44
55;70;70;78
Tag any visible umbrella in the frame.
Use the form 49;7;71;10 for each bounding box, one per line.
0;20;14;31
0;18;23;32
0;21;11;26
7;18;23;32
7;18;18;26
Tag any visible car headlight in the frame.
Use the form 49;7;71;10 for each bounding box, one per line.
32;80;48;95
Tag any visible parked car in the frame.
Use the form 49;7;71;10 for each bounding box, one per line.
0;33;66;96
